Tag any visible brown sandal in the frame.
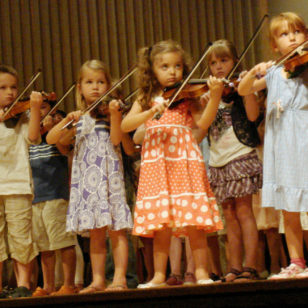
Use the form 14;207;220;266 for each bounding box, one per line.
233;267;259;282
32;287;51;297
221;268;242;282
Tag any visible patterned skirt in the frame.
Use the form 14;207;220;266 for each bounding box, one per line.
209;150;262;204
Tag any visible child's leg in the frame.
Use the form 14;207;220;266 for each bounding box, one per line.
151;228;172;284
207;235;222;277
60;245;76;288
31;257;39;291
222;199;243;274
5;195;38;290
140;237;154;282
40;251;56;293
54;250;63;290
74;242;84;289
235;195;258;270
169;236;182;276
108;229;128;289
187;227;209;281
13;259;34;289
185;236;195;274
256;231;267;276
80;227;107;292
166;236;183;285
283;211;304;263
264;228;282;274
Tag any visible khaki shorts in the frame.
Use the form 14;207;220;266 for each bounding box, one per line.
32;199;76;251
0;195;38;264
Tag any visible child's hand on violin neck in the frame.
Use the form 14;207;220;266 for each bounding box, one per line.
42;115;54;132
109;99;122;115
239;70;248;80
251;61;275;79
208;76;224;99
30;91;44;110
151;97;168;115
66;110;82;124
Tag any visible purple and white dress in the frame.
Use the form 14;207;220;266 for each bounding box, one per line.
66;115;133;232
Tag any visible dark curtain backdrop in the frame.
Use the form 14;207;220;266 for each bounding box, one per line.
0;0;268;112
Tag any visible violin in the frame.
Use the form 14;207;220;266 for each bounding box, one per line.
275;38;308;78
284;48;308;78
92;88;139;116
3;91;57;121
152;15;269;120
89;93;123;118
161;77;239;108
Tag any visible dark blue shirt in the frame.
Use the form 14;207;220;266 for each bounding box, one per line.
29;134;69;204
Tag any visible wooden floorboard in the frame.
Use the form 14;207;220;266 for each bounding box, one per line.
1;278;308;308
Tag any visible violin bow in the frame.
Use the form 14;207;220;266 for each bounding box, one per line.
226;14;269;80
40;83;76;124
199;66;208;79
61;65;137;129
3;69;42;119
153;42;213;120
124;88;139;103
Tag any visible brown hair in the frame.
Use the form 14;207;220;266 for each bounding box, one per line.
136;40;192;109
0;65;18;84
76;60;112;110
269;12;307;50
205;39;240;75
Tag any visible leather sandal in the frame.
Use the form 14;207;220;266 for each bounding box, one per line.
233;267;259;282
220;268;242;282
32;287;51;297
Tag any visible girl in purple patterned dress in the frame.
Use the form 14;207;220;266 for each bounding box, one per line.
47;60;133;293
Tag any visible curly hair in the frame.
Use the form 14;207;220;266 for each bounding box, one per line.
76;60;112;110
136;40;192;109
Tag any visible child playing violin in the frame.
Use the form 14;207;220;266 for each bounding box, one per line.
238;12;308;279
46;59;133;293
0;65;41;297
121;40;223;287
30;97;78;296
198;39;262;282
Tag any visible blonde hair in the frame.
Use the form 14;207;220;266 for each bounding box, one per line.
0;65;18;84
205;39;239;75
76;60;112;110
269;12;307;50
137;40;192;109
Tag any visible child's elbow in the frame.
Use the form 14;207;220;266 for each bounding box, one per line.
238;85;250;97
28;135;38;144
121;121;130;133
247;114;258;122
196;120;207;131
111;136;122;147
46;134;55;145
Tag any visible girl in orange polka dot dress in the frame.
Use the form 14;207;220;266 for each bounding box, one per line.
121;40;223;288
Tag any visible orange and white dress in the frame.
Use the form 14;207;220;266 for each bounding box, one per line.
133;98;223;237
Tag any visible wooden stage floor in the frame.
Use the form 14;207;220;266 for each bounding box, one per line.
1;278;308;308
